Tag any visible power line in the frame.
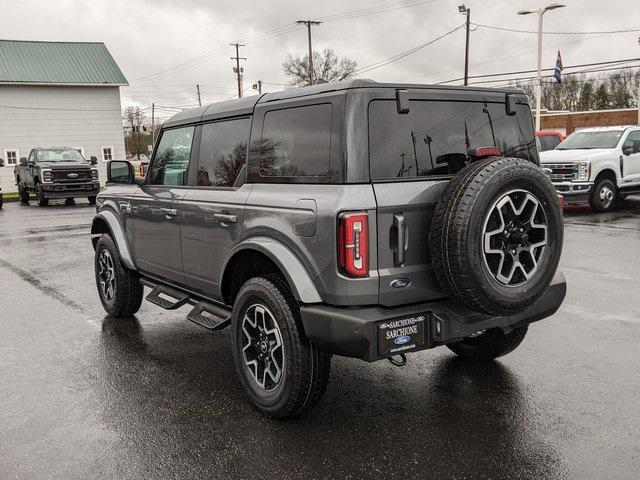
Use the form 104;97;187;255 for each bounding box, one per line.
437;57;640;84
473;23;640;36
355;25;464;75
318;0;441;22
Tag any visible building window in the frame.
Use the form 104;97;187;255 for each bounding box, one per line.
102;146;114;162
4;150;18;165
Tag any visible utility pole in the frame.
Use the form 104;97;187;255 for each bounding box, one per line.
518;3;566;131
253;80;263;94
230;43;246;98
458;5;471;86
151;103;155;148
196;84;202;106
296;20;322;85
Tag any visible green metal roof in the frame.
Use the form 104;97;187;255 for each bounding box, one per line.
0;40;128;86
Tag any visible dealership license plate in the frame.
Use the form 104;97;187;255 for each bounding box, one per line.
378;315;426;356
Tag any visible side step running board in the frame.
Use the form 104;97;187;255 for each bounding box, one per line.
187;303;231;331
140;278;232;331
145;284;190;310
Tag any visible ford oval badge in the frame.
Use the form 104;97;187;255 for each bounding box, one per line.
394;335;411;345
390;278;411;289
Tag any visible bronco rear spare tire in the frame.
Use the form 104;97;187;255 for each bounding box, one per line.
429;157;563;316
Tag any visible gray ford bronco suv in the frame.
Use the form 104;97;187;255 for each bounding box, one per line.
92;80;566;418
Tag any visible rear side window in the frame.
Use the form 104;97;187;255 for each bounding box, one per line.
259;103;332;178
148;126;194;186
197;118;250;187
368;100;536;180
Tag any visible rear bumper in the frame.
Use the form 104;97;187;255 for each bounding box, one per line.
41;182;100;198
300;272;567;362
552;182;592;205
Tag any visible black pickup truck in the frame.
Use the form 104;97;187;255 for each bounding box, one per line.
15;148;100;206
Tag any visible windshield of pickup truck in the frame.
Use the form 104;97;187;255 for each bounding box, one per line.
556;130;623;150
35;149;87;163
369;99;536;180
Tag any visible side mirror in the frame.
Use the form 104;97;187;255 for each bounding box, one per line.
20;157;28;166
90;155;98;165
0;158;4;167
622;145;633;156
107;160;135;184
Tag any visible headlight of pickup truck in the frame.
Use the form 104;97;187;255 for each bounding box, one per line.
41;169;53;183
91;168;99;181
576;161;590;181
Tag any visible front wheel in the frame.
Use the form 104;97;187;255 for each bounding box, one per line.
19;185;29;204
94;234;143;317
231;276;331;418
590;177;617;212
35;183;48;207
447;326;528;360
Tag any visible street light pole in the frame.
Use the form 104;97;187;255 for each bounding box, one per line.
518;3;566;131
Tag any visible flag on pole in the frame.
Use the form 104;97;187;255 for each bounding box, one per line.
554;50;563;83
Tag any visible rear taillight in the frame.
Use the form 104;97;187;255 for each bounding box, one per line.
338;212;369;278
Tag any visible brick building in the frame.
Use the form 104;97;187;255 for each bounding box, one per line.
540;108;640;135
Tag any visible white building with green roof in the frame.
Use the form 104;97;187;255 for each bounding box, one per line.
0;39;128;192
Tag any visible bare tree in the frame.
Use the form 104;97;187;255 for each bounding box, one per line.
123;106;149;159
283;48;357;87
513;69;640;113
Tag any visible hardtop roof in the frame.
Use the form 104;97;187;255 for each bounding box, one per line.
163;79;526;128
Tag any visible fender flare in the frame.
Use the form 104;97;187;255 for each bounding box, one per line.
223;236;322;304
91;209;136;270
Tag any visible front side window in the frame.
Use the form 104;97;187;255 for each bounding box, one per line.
147;126;194;186
259;103;333;178
102;147;114;162
369;100;536;180
622;130;640;153
557;130;624;150
198;118;250;187
5;150;18;165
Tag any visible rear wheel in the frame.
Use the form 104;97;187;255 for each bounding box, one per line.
429;157;563;315
447;326;528;360
35;183;48;207
590;177;617;212
94;234;143;317
231;276;331;418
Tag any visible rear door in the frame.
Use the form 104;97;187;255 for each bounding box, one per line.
131;125;194;285
179;117;252;299
368;93;537;306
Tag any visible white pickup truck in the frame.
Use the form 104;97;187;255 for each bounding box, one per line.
540;125;640;211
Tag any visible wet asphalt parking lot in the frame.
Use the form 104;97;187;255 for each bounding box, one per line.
1;196;639;480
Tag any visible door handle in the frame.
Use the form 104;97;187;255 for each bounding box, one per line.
213;213;237;224
161;208;178;218
393;213;407;266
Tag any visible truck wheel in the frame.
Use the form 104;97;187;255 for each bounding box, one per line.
447;326;528;360
94;234;143;317
231;276;331;418
88;196;97;205
19;185;30;204
590;178;617;212
429;157;563;316
35;183;48;207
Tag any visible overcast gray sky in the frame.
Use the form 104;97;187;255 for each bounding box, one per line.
4;0;639;121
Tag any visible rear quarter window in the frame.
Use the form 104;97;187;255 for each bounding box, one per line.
258;103;334;181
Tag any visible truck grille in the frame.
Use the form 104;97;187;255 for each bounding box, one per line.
545;163;577;182
51;169;92;182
